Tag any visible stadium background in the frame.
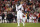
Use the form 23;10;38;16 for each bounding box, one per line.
0;0;40;23
0;0;40;27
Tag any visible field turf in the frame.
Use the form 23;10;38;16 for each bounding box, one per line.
0;23;40;27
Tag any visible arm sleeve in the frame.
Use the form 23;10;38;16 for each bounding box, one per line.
21;6;24;10
16;5;18;11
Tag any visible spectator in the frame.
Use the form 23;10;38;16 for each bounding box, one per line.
1;12;5;23
7;12;13;23
38;13;40;22
0;12;2;23
27;12;29;23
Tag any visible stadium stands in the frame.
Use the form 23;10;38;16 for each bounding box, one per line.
0;0;40;23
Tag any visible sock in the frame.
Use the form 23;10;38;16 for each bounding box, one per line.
18;23;20;26
17;19;20;26
23;22;25;26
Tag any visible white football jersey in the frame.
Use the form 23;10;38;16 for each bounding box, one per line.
16;4;24;11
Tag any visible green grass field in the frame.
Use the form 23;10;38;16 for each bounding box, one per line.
0;23;40;27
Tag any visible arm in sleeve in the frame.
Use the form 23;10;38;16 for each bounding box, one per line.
21;6;24;10
16;4;18;11
21;5;24;13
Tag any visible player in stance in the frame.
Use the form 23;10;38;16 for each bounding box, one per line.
15;1;25;27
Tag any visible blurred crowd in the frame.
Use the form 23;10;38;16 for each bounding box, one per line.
0;0;40;23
